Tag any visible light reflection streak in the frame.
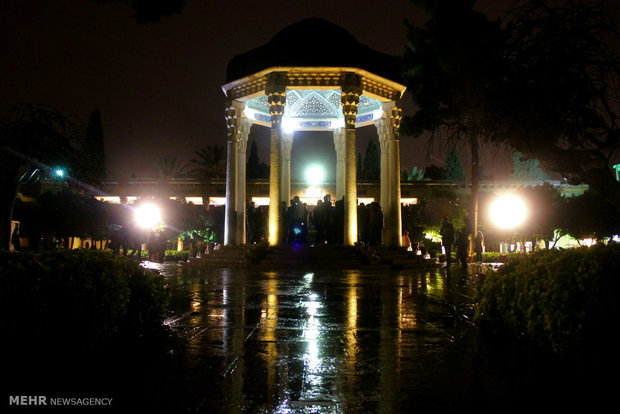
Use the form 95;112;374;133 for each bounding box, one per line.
260;272;279;401
300;273;325;400
345;271;359;373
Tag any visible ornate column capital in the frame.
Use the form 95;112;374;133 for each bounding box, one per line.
391;100;403;138
225;99;242;142
266;73;288;126
341;74;362;130
379;101;402;138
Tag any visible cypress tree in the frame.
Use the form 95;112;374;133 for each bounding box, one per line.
445;147;465;181
510;152;549;181
362;139;380;180
83;109;106;185
357;152;363;180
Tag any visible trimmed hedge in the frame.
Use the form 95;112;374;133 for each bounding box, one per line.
475;244;620;355
0;250;172;348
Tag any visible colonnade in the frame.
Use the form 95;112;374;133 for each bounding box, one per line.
224;76;402;248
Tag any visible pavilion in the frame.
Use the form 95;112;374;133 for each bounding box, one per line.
221;17;407;247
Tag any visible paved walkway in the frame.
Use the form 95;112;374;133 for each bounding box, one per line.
161;263;492;413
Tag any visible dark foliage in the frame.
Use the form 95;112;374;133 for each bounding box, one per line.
0;250;172;348
246;140;269;179
476;244;620;356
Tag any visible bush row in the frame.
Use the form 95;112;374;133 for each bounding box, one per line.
474;244;619;355
0;249;173;349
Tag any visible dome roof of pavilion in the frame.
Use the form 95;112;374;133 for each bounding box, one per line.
225;17;402;84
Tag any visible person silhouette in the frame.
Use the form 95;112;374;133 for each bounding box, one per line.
11;224;21;251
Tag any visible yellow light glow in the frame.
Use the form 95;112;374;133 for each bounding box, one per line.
357;197;375;205
95;196;121;204
489;194;528;229
209;197;226;206
251;197;270;206
135;203;162;229
185;197;203;205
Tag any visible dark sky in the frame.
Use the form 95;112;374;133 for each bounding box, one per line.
1;0;516;181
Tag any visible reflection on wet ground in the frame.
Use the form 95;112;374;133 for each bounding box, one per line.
158;264;492;413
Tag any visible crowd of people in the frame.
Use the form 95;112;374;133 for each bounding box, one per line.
245;194;386;246
440;216;484;271
245;196;486;271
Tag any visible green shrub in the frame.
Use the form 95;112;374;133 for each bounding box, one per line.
475;244;620;355
164;250;189;262
0;250;172;349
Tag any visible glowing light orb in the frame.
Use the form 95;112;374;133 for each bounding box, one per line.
55;169;65;178
305;164;325;186
135;203;162;229
489;194;528;229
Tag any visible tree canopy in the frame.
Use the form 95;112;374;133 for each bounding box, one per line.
190;145;226;181
402;0;620;221
496;0;620;209
510;152;549;182
0;104;85;248
445;147;466;181
361;139;380;180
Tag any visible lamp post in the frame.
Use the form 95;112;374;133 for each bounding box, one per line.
134;203;162;261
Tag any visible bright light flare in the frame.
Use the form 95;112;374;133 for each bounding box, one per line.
305;164;325;186
489;194;528;229
135;203;162;229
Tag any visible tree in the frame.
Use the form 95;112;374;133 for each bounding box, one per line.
190;145;226;181
518;183;567;248
361;139;380;180
81;109;106;187
356;152;363;180
401;165;426;181
246;140;269;179
424;164;447;180
445;147;466;181
154;156;188;179
402;0;508;244
0;104;84;249
510;152;549;182
495;0;620;211
561;190;620;242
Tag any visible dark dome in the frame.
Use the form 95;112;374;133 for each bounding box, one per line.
225;17;402;84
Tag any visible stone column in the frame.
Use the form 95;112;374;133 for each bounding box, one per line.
341;76;362;245
266;74;287;246
281;130;294;204
333;127;345;200
376;118;390;216
379;101;403;248
236;116;252;244
224;99;241;245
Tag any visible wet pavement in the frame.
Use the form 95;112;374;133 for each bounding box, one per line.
4;257;612;413
156;264;500;413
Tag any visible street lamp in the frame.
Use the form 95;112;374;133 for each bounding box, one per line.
135;203;162;229
305;164;325;187
489;194;528;229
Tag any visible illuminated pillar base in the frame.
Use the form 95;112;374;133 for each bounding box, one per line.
268;127;282;245
344;127;357;246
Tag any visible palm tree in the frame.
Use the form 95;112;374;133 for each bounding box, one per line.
154;156;189;179
190;145;226;181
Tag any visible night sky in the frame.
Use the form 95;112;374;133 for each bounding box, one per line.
1;0;517;181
